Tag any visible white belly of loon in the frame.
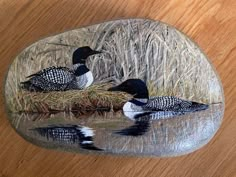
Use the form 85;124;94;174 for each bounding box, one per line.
123;102;144;120
84;71;94;88
75;71;94;89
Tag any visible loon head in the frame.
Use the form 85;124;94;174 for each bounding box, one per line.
72;46;101;65
108;79;149;99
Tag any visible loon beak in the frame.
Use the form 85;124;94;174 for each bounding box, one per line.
90;50;102;55
107;85;120;92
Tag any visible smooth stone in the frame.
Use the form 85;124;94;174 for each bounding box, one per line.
4;19;224;157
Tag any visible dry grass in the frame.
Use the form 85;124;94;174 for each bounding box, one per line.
7;83;131;113
7;84;132;113
5;19;223;113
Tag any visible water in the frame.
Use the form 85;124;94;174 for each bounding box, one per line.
9;104;224;156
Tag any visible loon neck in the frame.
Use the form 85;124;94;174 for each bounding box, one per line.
73;64;90;77
129;98;148;106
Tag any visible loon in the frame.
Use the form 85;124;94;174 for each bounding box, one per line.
108;79;209;136
108;79;209;120
21;46;101;92
33;125;102;151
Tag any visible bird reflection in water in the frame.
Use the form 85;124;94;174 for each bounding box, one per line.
32;125;102;151
114;111;182;136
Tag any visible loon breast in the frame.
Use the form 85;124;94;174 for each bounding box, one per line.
123;101;144;120
75;71;94;89
84;71;94;88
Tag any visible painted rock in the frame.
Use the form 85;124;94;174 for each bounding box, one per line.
4;19;224;157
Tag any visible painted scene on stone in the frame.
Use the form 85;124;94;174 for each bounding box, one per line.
4;19;224;156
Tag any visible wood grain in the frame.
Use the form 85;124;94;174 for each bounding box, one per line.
0;0;235;177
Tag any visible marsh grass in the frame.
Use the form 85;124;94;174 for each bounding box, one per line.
7;84;132;113
5;19;223;113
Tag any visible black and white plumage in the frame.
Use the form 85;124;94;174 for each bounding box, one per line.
144;96;206;113
33;125;102;151
108;79;209;136
108;79;208;119
21;46;101;92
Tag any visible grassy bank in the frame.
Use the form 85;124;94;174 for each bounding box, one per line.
6;82;179;113
7;84;131;113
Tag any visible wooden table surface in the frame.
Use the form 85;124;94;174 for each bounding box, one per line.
0;0;235;177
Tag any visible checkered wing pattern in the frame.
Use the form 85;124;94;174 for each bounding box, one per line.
143;96;192;112
34;66;74;84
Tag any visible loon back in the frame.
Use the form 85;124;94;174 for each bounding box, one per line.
143;96;208;112
21;66;75;91
26;66;74;84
